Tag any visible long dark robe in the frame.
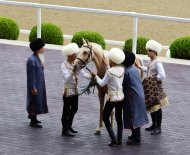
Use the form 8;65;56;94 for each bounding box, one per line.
123;66;148;129
26;54;48;115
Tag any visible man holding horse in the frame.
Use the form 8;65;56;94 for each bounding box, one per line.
61;43;91;137
91;48;125;146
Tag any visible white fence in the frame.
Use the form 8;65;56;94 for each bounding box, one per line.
1;0;190;53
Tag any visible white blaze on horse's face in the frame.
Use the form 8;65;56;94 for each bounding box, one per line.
75;44;93;69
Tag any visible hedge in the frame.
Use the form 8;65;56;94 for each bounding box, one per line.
0;17;19;40
29;23;63;45
71;31;106;49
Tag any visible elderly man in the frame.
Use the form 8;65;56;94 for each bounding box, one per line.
26;38;49;128
61;43;90;137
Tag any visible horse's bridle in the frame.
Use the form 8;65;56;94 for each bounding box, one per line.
76;44;93;69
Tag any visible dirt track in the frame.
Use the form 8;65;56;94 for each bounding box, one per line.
0;0;190;52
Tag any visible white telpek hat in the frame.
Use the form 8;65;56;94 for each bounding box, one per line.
146;40;162;54
62;43;79;56
108;48;125;64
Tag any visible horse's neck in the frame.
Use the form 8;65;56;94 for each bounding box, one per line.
93;51;108;77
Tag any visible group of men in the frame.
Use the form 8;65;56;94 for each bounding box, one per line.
26;38;168;146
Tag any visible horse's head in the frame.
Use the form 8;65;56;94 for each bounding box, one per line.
74;39;94;69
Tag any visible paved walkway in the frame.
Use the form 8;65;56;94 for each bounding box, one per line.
0;43;190;155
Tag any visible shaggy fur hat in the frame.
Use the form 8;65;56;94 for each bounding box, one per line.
62;43;79;56
29;38;45;52
122;52;136;67
146;40;162;54
108;48;125;64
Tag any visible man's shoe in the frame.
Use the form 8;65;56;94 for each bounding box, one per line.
108;139;118;146
28;115;32;119
28;115;41;123
127;138;141;145
68;128;77;133
151;128;161;135
128;135;134;140
117;141;122;145
145;125;156;131
30;122;42;128
62;130;75;137
35;119;41;124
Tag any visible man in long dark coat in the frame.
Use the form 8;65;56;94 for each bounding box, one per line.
122;52;148;145
26;38;48;128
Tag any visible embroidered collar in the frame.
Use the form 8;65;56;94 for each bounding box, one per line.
148;58;159;68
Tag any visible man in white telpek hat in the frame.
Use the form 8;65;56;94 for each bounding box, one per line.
91;48;125;146
61;43;91;137
136;40;169;135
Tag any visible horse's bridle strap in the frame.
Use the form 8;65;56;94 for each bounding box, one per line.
77;44;92;68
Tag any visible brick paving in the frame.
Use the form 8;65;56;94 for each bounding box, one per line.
0;43;190;155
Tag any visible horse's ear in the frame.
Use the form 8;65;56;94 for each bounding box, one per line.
82;38;86;44
86;40;89;45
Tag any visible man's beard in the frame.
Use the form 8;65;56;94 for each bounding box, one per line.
38;53;45;64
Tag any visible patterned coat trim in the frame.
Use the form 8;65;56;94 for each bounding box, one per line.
147;97;169;113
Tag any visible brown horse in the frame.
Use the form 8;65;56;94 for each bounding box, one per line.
74;40;144;134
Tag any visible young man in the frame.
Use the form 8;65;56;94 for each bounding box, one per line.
61;43;90;137
26;38;49;128
136;40;169;135
91;48;125;146
122;52;149;145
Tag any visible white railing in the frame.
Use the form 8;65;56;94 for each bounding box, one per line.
1;1;190;53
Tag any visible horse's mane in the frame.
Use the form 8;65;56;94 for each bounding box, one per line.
90;42;104;55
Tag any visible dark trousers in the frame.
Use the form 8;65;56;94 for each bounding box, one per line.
61;95;78;132
103;100;123;140
150;108;162;128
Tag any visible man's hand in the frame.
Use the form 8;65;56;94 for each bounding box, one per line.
91;72;96;78
31;88;37;95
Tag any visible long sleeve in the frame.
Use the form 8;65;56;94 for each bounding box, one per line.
140;66;148;72
61;63;73;83
79;69;91;79
95;72;110;87
156;62;166;81
27;59;36;90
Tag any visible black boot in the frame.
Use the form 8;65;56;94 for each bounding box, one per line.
30;121;42;128
128;129;135;140
62;130;75;137
127;137;141;145
107;127;118;146
29;115;42;128
30;120;42;128
28;115;41;124
151;127;161;135
151;109;162;135
145;112;157;131
117;128;122;145
68;127;78;133
34;117;41;124
127;128;141;145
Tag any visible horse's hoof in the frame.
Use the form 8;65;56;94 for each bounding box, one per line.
94;130;101;135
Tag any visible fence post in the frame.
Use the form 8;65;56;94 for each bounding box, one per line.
36;8;41;38
132;16;138;54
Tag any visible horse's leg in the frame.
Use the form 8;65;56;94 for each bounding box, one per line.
95;89;105;135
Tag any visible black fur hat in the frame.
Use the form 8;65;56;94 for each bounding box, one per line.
122;52;136;67
29;38;45;52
